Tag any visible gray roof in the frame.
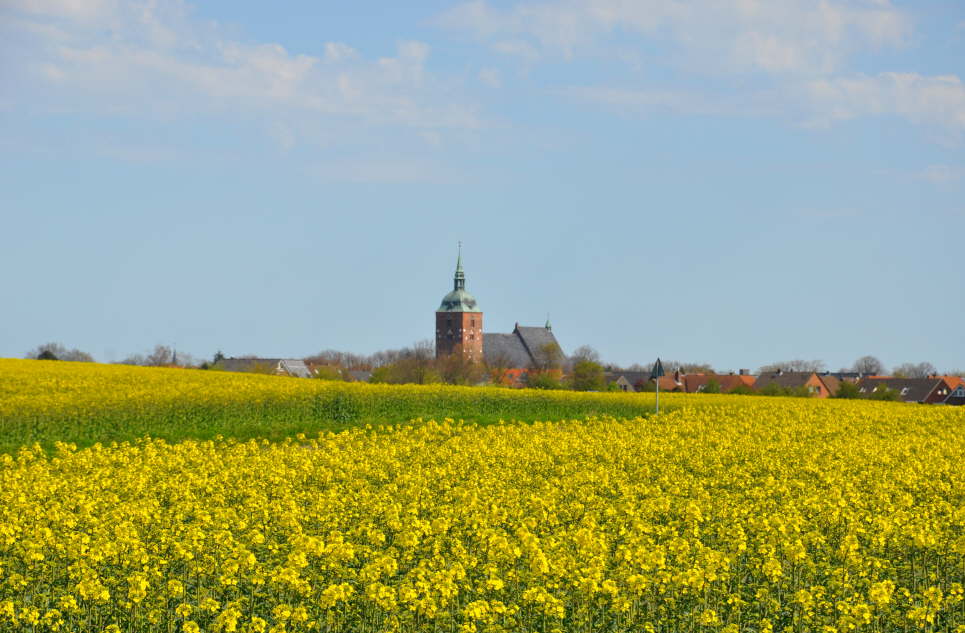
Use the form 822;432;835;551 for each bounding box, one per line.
221;358;282;373
220;358;312;378
279;359;312;378
606;371;653;390
484;333;531;368
755;371;817;390
515;327;561;366
483;325;564;369
856;377;943;403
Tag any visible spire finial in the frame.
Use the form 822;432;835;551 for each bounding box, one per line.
545;313;552;330
453;243;466;291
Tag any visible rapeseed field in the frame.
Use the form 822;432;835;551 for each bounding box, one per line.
1;360;963;632
0;359;667;452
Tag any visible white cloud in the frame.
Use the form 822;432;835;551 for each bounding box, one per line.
478;67;502;88
323;42;358;63
802;72;965;134
3;1;480;132
492;39;540;62
436;0;908;75
918;165;965;184
561;71;965;138
309;157;460;184
559;86;773;116
5;0;118;22
560;85;780;117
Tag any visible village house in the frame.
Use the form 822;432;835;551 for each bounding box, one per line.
944;381;965;406
220;358;313;378
754;370;836;398
606;369;757;394
682;371;757;394
856;376;961;404
605;371;683;393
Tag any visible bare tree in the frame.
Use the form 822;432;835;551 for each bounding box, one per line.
623;360;713;374
851;355;884;375
675;362;715;374
305;349;370;370
530;342;564;371
758;359;826;373
892;361;937;379
145;345;174;367
485;349;515;383
408;339;436;361
26;342;94;362
570;345;601;364
368;340;442;385
438;345;486;385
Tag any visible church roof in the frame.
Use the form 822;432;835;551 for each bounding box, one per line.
483;333;531;368
484;325;563;369
515;326;560;364
437;246;481;312
438;288;480;312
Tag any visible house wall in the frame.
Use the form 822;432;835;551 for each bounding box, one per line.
435;311;483;361
924;379;954;404
805;374;830;398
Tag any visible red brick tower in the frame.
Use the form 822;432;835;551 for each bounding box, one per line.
436;246;483;361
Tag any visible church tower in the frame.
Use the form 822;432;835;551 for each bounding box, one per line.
436;246;483;361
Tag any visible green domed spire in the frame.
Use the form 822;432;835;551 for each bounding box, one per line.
454;241;465;291
438;243;480;312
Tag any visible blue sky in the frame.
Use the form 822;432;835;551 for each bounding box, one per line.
1;0;963;372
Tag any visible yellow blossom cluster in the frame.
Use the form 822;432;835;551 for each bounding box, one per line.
1;396;963;632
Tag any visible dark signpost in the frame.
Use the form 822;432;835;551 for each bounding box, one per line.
650;357;665;414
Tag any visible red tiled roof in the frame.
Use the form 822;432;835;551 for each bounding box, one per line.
682;373;756;393
941;375;964;390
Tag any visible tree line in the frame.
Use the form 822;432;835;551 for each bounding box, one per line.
23;342;963;389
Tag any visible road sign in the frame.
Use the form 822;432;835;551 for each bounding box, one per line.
650;358;665;379
651;358;665;414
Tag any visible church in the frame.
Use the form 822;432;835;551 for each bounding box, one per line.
435;249;564;375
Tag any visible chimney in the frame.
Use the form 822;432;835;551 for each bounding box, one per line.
739;368;749;375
